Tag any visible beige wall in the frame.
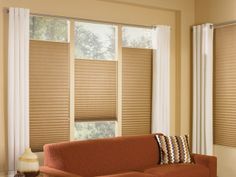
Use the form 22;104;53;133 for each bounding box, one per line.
0;1;7;172
195;0;236;177
214;145;236;177
195;0;236;24
0;0;195;172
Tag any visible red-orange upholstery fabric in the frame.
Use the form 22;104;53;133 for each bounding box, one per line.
192;154;217;177
43;134;217;177
96;172;156;177
40;166;83;177
44;134;160;177
144;164;209;177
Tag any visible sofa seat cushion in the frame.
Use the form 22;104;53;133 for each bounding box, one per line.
96;171;156;177
144;164;209;177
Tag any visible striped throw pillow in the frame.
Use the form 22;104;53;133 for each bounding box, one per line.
156;135;192;164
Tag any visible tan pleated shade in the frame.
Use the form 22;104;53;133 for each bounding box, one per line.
75;59;117;121
214;25;236;147
30;40;70;152
122;48;152;136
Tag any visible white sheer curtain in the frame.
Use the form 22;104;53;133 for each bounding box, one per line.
8;7;30;171
152;26;171;135
192;23;213;155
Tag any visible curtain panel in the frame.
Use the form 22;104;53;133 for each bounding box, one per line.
192;23;213;155
152;26;171;135
8;7;30;171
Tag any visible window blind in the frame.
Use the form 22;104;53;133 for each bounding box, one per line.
214;25;236;147
75;59;117;121
30;40;70;151
122;48;152;136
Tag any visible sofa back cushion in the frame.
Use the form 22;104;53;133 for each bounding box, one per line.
44;134;160;177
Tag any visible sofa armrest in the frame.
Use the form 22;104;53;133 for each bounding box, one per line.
191;154;217;177
40;166;83;177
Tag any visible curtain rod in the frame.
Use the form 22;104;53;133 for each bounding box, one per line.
214;20;236;29
5;9;154;29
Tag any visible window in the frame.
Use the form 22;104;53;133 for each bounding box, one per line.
29;16;70;151
122;26;153;49
74;121;116;140
74;21;117;60
30;15;69;42
74;21;118;141
29;15;154;146
121;27;153;136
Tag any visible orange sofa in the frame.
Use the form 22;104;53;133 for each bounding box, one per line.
40;134;217;177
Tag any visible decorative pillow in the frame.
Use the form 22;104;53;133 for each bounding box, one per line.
155;135;192;164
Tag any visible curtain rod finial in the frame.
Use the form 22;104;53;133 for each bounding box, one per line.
4;8;9;13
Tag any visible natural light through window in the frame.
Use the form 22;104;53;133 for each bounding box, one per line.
74;121;116;140
74;21;117;60
122;26;153;49
30;15;69;42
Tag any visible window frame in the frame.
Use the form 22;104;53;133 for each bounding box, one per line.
29;15;155;142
